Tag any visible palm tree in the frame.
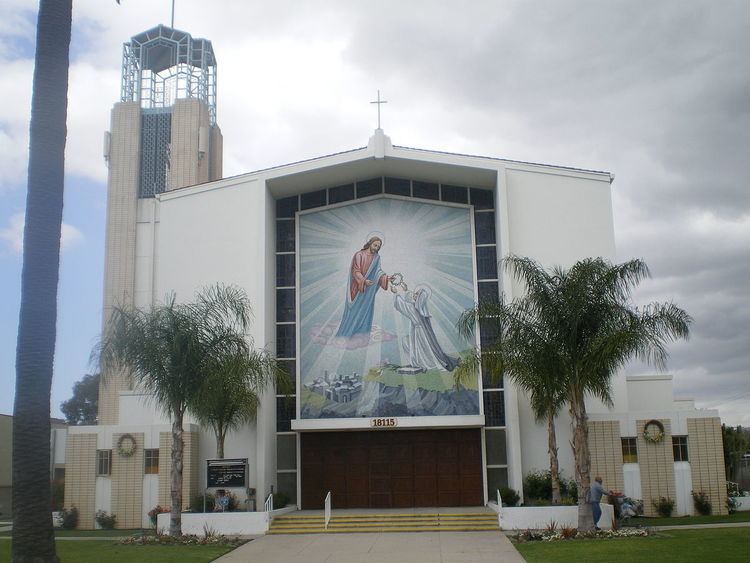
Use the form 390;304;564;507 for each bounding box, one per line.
457;279;567;504
95;284;253;536
191;345;291;459
12;2;71;561
494;256;690;530
462;256;692;530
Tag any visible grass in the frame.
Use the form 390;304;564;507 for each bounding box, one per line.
622;511;750;527
0;539;235;563
515;528;750;562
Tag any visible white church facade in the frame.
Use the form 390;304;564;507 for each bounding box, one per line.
63;25;728;529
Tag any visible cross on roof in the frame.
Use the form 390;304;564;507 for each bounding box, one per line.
370;90;388;130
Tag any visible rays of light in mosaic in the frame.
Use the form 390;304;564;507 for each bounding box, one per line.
299;197;480;419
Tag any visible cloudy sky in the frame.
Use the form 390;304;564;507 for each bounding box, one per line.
0;0;748;425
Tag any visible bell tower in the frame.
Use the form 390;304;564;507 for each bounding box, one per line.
99;25;223;424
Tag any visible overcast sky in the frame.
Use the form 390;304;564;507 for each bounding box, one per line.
0;0;748;426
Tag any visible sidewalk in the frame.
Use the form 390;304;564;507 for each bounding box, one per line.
216;531;525;563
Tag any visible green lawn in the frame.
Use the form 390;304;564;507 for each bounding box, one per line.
516;528;750;562
623;511;750;527
0;540;235;563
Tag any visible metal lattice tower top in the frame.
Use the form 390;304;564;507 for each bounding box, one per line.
121;24;217;125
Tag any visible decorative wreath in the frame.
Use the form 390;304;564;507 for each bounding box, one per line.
390;272;404;287
117;433;137;457
643;420;665;444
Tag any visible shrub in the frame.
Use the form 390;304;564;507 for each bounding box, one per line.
691;491;712;515
190;492;215;513
50;479;65;511
60;507;78;529
273;492;289;509
148;505;170;526
499;486;520;507
727;496;739;514
652;496;675;517
560;526;578;539
95;510;117;530
523;470;552;500
522;470;577;503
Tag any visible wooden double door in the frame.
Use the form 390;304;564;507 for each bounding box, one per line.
300;428;483;509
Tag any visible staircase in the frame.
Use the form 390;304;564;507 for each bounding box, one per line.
267;512;500;534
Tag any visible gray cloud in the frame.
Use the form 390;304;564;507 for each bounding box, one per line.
1;0;747;424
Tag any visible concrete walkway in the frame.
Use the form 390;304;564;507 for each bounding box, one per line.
216;531;525;563
652;521;750;531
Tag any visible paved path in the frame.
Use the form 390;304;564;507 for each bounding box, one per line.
652;522;750;531
216;531;525;563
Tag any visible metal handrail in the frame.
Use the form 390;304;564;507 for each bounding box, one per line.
264;493;274;522
324;491;332;530
496;488;502;508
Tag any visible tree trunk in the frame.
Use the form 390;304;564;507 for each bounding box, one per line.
169;411;184;536
216;425;225;459
571;391;594;531
12;1;71;561
547;412;562;504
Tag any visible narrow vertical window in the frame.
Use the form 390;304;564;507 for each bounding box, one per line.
144;449;159;474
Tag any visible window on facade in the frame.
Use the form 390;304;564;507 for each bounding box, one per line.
476;246;498;280
673;436;689;461
276;397;294;432
276;220;295;252
483;391;505;427
96;450;112;476
621;437;638;463
144;449;159;474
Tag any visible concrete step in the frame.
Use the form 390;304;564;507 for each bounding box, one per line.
268;511;500;534
267;525;500;534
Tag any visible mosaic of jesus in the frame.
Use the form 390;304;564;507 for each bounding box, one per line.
299;197;480;419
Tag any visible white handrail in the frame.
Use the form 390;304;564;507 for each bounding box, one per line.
264;493;274;522
496;488;502;508
324;491;332;530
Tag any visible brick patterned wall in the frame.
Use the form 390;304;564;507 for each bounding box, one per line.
111;433;145;528
209;124;223;181
64;434;97;529
170;99;210;191
637;419;676;516
99;101;141;425
158;431;201;510
687;417;728;515
587;420;625;493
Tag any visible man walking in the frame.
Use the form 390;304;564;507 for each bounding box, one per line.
590;476;613;530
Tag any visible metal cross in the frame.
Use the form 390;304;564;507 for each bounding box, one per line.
370;90;388;129
171;0;176;28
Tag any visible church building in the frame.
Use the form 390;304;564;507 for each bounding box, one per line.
63;24;728;529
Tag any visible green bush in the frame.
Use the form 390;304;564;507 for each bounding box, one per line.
50;479;65;511
60;507;78;529
95;510;117;529
273;492;289;509
190;491;241;512
190;493;215;513
652;496;675;517
499;486;520;507
522;470;577;503
691;491;712;515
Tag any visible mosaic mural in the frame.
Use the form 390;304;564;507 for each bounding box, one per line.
299;197;480;419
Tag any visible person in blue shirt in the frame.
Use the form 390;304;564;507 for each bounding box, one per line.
590;476;613;530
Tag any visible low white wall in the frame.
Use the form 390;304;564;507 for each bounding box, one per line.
157;506;296;536
494;504;614;530
735;497;750;512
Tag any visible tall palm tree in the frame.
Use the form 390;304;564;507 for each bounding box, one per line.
457;274;567;504
191;344;291;459
95;284;253;536
496;256;690;530
12;2;71;561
